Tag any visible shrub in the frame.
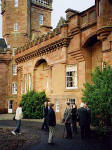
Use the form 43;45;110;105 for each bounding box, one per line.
20;90;48;119
82;65;112;127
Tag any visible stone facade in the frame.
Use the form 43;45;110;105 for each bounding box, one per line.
0;50;11;113
0;0;112;121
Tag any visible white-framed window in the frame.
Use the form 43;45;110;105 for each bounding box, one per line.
24;74;27;93
46;77;48;89
39;14;44;25
14;0;18;7
12;82;17;94
12;48;17;56
56;99;59;112
28;74;32;91
14;22;18;31
66;65;77;89
67;98;75;105
12;64;17;75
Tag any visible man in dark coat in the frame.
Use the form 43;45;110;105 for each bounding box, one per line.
78;102;89;140
85;103;91;137
71;104;78;136
41;102;49;131
48;102;56;145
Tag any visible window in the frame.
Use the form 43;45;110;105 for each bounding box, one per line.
102;62;106;70
56;99;59;112
67;99;75;105
8;100;13;109
14;22;18;31
66;65;77;89
24;74;27;93
28;74;32;90
39;14;44;25
46;77;48;89
12;64;17;75
12;48;17;56
89;11;96;22
14;0;18;7
12;83;17;94
82;15;87;26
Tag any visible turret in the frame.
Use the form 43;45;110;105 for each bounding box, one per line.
30;0;53;39
1;0;53;49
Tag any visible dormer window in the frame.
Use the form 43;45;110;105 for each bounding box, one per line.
14;0;18;7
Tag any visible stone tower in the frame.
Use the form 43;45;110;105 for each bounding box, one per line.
1;0;53;49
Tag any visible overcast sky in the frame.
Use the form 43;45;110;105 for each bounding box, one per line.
0;0;95;37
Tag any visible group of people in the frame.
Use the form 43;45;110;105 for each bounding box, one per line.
62;102;91;140
42;101;91;144
11;101;91;145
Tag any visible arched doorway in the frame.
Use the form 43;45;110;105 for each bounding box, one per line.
34;59;49;93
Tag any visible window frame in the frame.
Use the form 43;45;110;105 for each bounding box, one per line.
12;48;17;56
14;0;18;7
56;99;59;112
28;73;32;91
39;14;44;25
14;22;18;31
12;82;17;94
67;98;75;105
12;64;17;75
24;74;27;93
66;65;77;89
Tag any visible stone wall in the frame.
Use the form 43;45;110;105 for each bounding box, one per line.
0;51;11;113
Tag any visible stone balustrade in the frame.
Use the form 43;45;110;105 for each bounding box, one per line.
32;0;52;9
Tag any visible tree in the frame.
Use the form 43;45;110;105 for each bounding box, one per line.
82;65;112;127
20;90;48;119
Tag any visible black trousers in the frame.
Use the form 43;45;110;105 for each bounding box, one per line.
80;125;88;139
72;121;77;135
65;123;72;138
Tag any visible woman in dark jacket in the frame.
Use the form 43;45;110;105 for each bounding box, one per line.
48;102;56;145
